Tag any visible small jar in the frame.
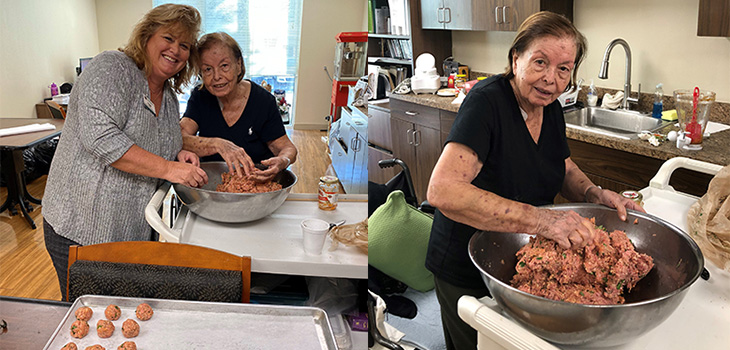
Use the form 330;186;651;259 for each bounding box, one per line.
621;190;643;207
454;74;467;92
318;176;339;210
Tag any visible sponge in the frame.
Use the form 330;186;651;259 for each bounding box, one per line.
662;109;677;121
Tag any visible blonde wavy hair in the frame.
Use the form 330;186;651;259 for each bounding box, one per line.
120;4;201;94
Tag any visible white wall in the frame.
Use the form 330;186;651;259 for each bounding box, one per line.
0;0;99;118
293;0;367;130
96;0;152;52
452;0;730;103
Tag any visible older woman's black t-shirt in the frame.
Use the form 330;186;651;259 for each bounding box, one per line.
183;81;286;163
425;74;571;289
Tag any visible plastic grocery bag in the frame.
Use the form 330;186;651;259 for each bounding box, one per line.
687;164;730;271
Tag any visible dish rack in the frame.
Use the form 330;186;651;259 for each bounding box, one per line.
458;157;730;350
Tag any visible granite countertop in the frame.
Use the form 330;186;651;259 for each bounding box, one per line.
388;93;730;166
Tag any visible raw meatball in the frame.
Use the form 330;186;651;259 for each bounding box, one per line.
75;306;93;321
96;319;115;338
61;342;78;350
117;341;137;350
85;345;105;350
122;319;139;338
70;320;89;339
135;303;153;321
105;304;121;320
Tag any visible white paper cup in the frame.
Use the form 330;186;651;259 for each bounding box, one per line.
301;218;330;255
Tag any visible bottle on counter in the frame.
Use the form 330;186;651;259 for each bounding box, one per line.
318;175;339;210
652;83;664;118
587;80;598;107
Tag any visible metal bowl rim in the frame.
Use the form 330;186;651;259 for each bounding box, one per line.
468;203;704;308
173;168;298;198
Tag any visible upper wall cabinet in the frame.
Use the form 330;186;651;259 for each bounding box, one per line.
697;0;730;36
421;0;573;31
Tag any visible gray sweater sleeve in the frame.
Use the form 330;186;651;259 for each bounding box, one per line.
74;51;136;166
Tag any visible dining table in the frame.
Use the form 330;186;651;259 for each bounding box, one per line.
0;118;64;228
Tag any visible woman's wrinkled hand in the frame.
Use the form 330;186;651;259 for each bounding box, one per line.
250;156;288;182
176;149;200;166
166;161;208;188
215;138;254;178
586;186;646;221
535;209;597;250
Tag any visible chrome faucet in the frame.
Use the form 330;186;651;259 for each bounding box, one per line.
599;38;640;110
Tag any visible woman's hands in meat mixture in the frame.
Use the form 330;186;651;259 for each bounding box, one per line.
585;186;646;221
535;209;597;250
249;156;289;182
215;138;255;178
167;160;208;188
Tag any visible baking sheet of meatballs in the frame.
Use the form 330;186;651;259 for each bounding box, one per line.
43;295;337;349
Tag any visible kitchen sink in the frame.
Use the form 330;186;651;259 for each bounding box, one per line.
563;107;671;139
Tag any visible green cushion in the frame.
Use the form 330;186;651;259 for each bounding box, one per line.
369;190;434;292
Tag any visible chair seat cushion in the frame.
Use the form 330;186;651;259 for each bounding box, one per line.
368;190;435;292
68;260;242;302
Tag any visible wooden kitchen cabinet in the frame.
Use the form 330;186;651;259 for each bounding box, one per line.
368;145;401;185
421;0;573;31
420;0;489;30
390;99;443;203
368;105;392;150
564;139;713;202
697;0;730;36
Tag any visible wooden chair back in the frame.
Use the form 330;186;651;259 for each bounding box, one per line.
67;241;251;303
45;100;66;119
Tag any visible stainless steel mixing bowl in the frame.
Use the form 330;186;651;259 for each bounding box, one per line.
468;203;704;347
172;162;297;223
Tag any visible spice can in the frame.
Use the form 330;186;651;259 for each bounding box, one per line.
621;190;644;207
318;176;339;210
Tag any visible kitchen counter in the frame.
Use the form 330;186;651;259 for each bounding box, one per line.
389;92;730;166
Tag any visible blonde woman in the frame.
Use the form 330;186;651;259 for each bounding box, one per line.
42;4;206;300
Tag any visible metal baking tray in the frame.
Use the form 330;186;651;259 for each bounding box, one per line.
43;295;337;349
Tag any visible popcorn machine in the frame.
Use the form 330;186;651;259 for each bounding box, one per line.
329;32;367;121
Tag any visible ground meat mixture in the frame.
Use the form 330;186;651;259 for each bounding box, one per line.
135;303;153;321
85;345;105;350
216;172;282;193
122;319;139;338
511;224;654;305
70;320;89;339
117;341;137;350
75;306;93;321
105;304;121;320
96;319;115;338
61;342;78;350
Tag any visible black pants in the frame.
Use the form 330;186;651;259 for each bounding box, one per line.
43;219;79;301
434;276;491;350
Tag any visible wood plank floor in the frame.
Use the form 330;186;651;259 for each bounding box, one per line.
0;129;333;301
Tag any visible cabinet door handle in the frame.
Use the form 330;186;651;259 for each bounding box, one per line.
414;130;421;147
406;128;414;145
444;7;451;24
502;6;510;24
437;7;443;23
494;6;502;24
405;110;419;116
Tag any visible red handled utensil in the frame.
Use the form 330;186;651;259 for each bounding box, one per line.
686;87;702;144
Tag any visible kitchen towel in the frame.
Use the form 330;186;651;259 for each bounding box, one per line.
0;123;56;137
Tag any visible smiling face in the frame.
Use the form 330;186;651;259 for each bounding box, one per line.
511;35;576;110
145;25;192;84
200;42;242;98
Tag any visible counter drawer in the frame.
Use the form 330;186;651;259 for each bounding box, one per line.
390;98;440;130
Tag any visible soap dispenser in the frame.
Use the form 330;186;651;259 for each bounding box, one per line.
652;83;663;118
587;80;598;107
